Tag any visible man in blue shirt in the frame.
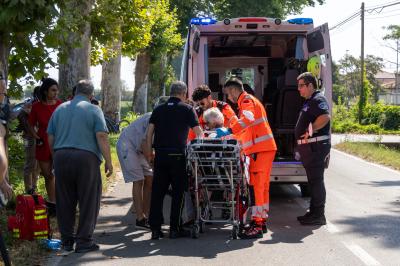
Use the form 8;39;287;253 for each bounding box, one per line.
47;79;112;253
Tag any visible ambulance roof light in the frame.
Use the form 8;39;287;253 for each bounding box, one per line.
287;18;313;25
190;17;217;25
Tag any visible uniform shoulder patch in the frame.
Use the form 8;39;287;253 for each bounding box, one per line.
318;102;328;110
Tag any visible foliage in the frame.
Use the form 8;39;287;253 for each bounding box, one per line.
383;25;400;40
357;69;371;122
332;102;400;134
90;0;154;64
336;54;384;105
212;0;324;20
0;0;61;96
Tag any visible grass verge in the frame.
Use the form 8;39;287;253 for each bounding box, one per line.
334;142;400;171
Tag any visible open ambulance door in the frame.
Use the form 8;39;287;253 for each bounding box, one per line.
306;23;333;111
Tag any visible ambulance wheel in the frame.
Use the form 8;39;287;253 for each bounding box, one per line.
232;225;239;240
191;225;200;239
300;184;310;197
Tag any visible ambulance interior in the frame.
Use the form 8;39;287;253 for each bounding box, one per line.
204;33;307;161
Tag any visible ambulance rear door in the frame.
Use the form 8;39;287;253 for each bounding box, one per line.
306;23;333;112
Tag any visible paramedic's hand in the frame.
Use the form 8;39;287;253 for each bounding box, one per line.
105;160;113;177
0;180;13;200
216;127;232;138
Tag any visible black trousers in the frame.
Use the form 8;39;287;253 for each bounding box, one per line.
54;149;102;248
149;151;187;231
297;141;331;215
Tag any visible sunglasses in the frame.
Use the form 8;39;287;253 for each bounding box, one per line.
297;83;309;88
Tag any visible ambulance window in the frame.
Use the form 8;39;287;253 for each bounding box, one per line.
225;68;255;89
307;30;324;53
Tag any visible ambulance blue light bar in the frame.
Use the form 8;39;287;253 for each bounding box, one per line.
287;18;313;25
190;17;217;25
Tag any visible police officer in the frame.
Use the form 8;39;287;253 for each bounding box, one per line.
144;81;203;239
295;72;331;225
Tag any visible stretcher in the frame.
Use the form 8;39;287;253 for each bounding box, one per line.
186;138;248;239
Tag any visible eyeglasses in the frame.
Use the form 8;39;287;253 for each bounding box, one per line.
297;83;309;88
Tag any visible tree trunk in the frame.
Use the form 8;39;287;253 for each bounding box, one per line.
58;0;92;99
132;51;151;114
0;33;10;82
101;34;122;122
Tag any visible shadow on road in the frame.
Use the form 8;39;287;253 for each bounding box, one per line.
359;180;400;187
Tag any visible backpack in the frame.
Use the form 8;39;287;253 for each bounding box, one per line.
8;194;51;240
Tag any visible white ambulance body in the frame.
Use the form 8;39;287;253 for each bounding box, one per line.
181;17;332;196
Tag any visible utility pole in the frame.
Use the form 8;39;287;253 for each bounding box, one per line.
396;39;399;91
358;2;365;123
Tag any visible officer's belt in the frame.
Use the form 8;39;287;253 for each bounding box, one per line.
297;135;330;145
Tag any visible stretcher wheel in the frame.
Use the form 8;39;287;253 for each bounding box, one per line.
191;224;200;239
232;225;239;240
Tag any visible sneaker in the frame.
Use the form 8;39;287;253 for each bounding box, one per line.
61;239;74;252
75;243;100;253
136;218;150;229
297;211;313;221
151;230;164;240
239;225;263;239
299;214;326;226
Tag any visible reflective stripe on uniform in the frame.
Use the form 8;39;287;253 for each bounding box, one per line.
34;230;48;236
242;133;275;149
251;117;268;126
238;119;246;128
34;215;47;220
34;209;46;215
297;135;330;145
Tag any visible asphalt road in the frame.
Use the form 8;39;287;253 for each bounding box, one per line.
48;148;400;266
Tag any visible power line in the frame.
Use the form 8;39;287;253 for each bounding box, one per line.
329;11;360;31
330;0;400;31
365;13;400;20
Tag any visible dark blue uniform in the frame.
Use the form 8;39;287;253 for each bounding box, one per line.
295;91;331;217
149;97;199;232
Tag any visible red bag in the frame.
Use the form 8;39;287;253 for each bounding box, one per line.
8;194;50;240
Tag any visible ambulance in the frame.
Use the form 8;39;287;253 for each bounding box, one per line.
180;17;332;196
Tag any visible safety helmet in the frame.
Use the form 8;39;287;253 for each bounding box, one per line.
307;56;321;78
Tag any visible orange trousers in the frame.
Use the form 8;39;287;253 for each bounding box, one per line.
248;150;276;223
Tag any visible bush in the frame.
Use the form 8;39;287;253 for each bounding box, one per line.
363;103;400;130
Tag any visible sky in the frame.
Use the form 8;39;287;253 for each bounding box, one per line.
48;0;400;91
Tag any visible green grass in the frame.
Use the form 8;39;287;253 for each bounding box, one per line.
335;142;400;171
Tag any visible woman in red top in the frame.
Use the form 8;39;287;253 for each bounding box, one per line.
29;78;62;211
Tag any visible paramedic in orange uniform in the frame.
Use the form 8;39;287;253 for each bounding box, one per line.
218;78;277;239
188;85;236;141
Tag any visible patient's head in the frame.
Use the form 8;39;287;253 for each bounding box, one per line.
203;107;224;130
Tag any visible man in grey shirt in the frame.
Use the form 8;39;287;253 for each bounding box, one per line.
47;79;112;253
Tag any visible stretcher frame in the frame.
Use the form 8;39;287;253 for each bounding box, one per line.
187;138;247;239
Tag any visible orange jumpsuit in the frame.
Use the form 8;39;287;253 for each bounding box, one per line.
229;92;277;223
188;100;236;140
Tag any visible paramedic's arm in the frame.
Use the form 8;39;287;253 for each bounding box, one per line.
0;124;12;200
96;132;113;177
144;123;155;164
192;125;203;139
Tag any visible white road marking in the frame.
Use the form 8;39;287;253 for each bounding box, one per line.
332;148;400;175
342;242;381;266
149;249;160;255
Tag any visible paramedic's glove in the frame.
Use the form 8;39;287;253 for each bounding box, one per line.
216;127;232;138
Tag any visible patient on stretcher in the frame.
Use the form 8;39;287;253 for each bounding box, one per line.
203;107;234;140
